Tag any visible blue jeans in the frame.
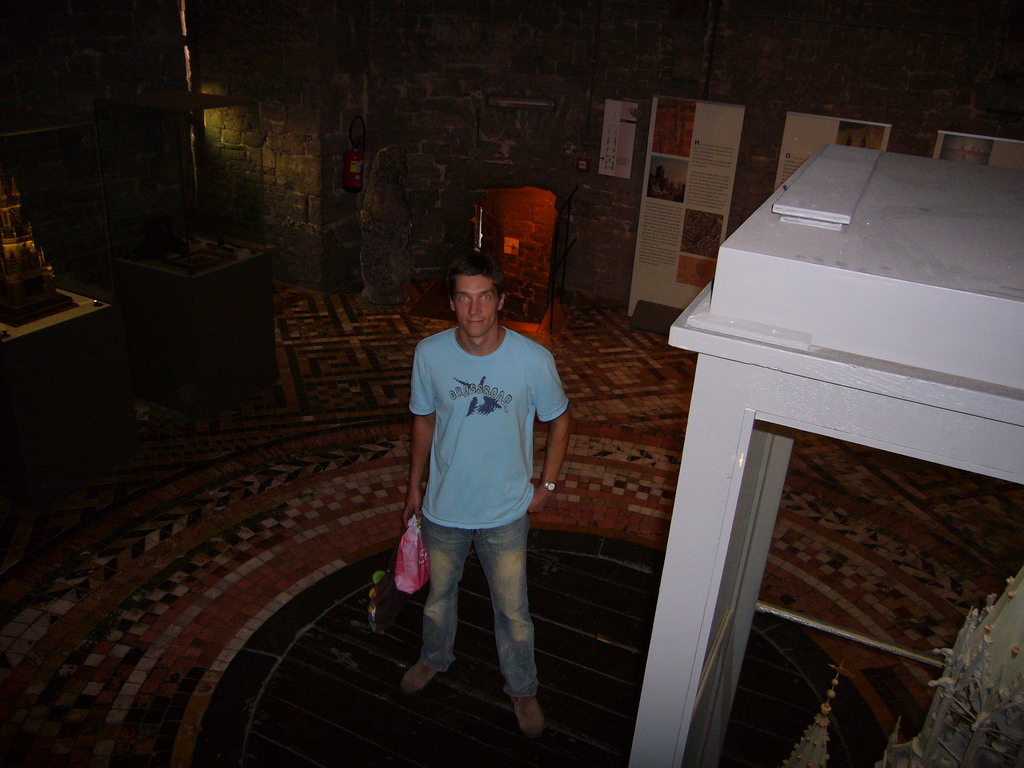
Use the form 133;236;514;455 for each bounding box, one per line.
419;514;537;697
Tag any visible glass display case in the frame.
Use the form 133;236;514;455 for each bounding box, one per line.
95;91;275;417
0;111;113;301
94;91;264;274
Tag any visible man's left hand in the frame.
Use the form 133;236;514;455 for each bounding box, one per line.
527;483;553;514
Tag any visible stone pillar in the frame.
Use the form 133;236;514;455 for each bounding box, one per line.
359;146;412;305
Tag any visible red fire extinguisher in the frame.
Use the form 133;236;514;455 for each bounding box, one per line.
343;116;366;193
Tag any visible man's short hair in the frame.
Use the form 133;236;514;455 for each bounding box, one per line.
445;251;506;299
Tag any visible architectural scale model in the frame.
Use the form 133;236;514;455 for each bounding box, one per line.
781;559;1023;768
0;167;74;325
876;564;1024;767
781;670;841;768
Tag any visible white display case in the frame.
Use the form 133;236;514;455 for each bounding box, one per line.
631;146;1024;767
96;91;275;417
703;144;1024;389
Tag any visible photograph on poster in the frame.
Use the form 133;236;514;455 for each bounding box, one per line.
836;120;887;150
938;133;994;164
932;130;1024;169
679;209;723;261
675;249;717;288
652;100;695;156
646;155;688;201
774;112;891;190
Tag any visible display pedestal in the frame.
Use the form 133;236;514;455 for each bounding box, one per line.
0;292;137;507
114;251;276;418
629;147;1024;767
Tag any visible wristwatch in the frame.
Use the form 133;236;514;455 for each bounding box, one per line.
540;481;556;492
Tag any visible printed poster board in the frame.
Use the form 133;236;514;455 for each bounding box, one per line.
599;99;639;179
775;112;891;190
628;97;745;315
933;130;1024;170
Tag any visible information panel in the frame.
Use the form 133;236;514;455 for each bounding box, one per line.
599;99;639;179
933;130;1024;170
774;112;890;190
628;97;744;315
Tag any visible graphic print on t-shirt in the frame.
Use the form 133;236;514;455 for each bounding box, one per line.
449;375;513;416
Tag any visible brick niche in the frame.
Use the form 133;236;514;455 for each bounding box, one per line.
477;186;557;326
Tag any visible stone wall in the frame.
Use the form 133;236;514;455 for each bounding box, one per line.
278;0;1015;301
350;1;703;300
186;0;362;292
185;0;709;295
0;0;186;116
0;0;187;295
2;0;1022;302
710;0;1024;229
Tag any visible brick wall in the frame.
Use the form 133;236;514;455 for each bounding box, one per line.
479;186;558;324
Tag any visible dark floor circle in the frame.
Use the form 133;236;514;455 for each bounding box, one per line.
194;530;884;768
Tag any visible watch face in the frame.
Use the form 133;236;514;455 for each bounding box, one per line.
542;482;556;491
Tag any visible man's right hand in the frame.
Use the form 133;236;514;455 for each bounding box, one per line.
402;485;422;525
404;412;434;526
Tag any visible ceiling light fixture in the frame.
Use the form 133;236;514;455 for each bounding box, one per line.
487;96;556;110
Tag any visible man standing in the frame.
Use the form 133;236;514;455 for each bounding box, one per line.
400;252;571;739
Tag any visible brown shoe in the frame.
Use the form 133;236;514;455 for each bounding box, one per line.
400;661;437;694
512;695;545;738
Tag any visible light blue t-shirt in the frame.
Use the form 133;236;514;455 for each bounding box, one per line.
409;327;569;529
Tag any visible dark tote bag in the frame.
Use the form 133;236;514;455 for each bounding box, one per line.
367;541;410;633
368;519;430;633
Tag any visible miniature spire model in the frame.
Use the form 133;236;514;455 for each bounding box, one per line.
0;166;74;325
781;667;843;768
875;563;1024;767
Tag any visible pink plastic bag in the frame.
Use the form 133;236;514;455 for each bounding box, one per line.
394;517;430;593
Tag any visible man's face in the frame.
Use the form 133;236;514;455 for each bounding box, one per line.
450;274;505;344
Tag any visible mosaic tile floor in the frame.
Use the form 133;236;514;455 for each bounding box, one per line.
0;284;1021;766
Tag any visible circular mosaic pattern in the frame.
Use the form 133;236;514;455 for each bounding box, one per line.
1;289;1020;766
